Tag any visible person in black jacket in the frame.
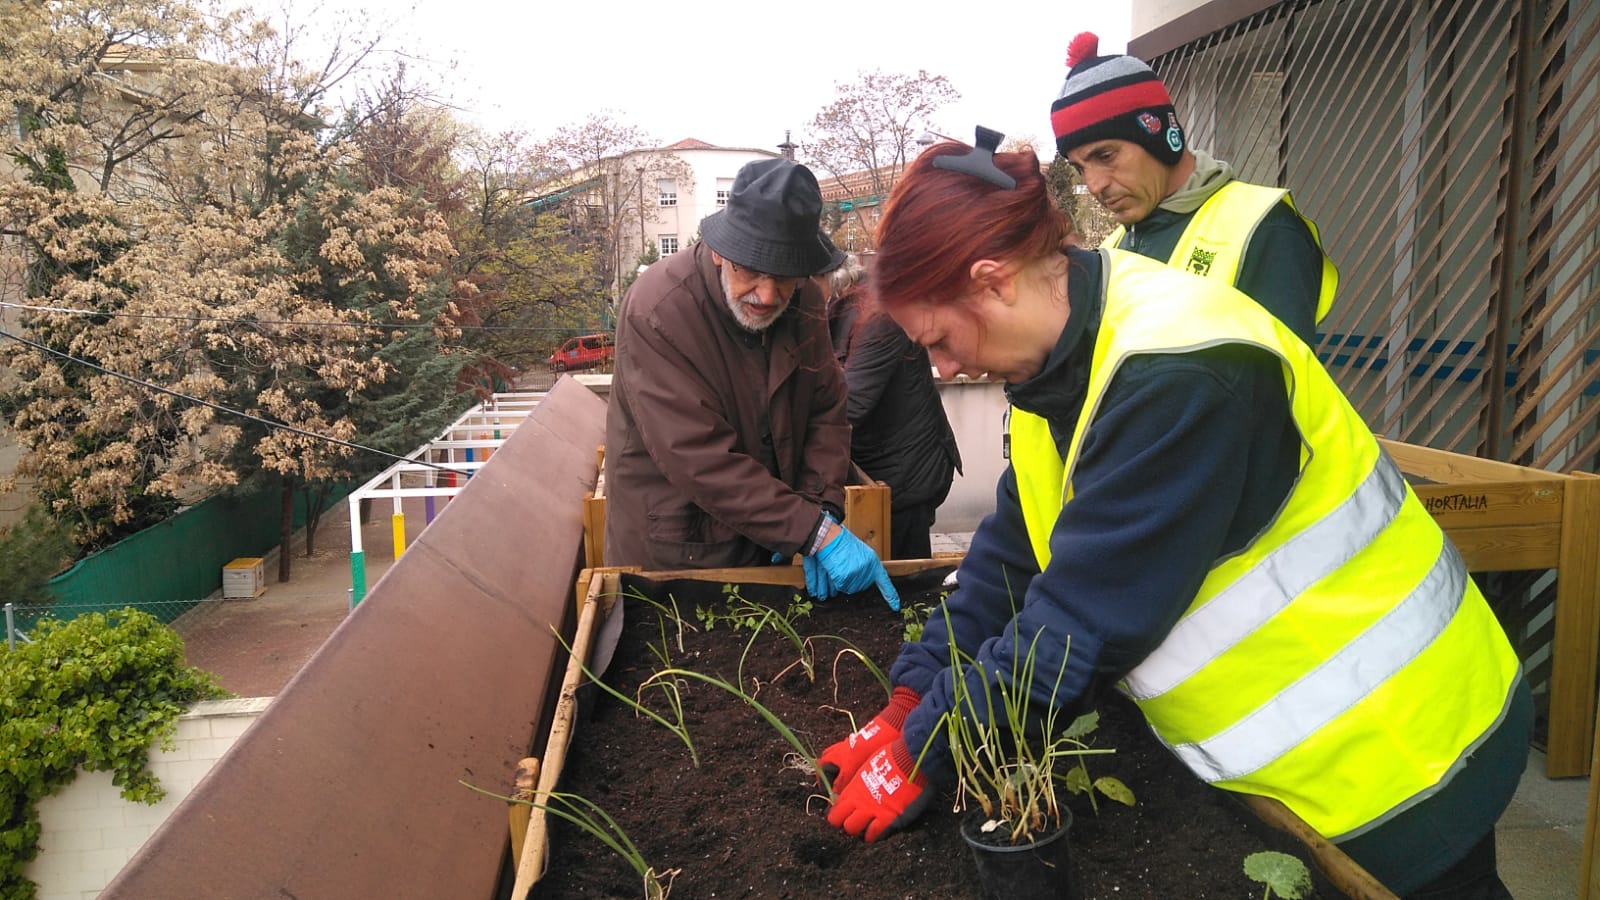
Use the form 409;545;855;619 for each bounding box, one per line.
826;255;961;560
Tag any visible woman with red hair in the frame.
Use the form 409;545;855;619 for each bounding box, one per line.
819;129;1528;899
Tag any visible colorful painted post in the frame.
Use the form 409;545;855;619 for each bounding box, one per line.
424;462;437;524
348;496;367;605
350;551;367;608
390;482;406;559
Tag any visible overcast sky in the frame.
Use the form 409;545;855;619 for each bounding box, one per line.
293;0;1133;156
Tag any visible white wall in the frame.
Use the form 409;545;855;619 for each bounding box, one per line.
23;698;270;900
1133;0;1211;36
932;377;1008;534
643;147;779;257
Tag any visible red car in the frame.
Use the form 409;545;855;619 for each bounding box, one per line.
548;333;615;373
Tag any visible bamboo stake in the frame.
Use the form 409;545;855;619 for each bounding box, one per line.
507;757;541;866
511;569;608;899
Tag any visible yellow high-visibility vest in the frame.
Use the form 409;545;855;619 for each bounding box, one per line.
1105;181;1337;324
1010;249;1519;839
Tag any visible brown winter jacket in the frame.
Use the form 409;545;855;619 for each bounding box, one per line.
603;242;850;570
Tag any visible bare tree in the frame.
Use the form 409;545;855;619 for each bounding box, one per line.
537;114;690;311
803;69;959;249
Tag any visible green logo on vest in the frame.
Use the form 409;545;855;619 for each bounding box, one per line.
1187;248;1216;277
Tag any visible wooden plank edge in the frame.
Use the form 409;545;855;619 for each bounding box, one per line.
512;569;609;898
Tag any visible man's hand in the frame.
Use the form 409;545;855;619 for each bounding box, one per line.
817;687;921;788
801;552;834;599
826;738;930;842
809;527;902;611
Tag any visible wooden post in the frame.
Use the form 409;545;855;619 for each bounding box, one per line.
844;482;891;560
1550;472;1600;777
582;446;608;569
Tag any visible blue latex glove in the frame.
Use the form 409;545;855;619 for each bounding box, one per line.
810;527;901;611
802;552;835;599
774;549;835;598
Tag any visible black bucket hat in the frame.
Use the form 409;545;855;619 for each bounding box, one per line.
701;159;837;278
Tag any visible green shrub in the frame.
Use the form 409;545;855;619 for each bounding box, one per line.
0;608;228;900
0;504;77;608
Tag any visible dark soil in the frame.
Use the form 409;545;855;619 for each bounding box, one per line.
532;568;1337;899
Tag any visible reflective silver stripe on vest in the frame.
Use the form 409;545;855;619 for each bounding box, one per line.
1125;456;1409;700
1169;540;1467;782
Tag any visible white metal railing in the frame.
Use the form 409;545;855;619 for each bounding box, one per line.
345;391;546;604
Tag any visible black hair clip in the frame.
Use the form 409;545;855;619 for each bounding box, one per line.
931;125;1017;190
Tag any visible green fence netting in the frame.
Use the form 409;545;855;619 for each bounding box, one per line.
21;485;354;632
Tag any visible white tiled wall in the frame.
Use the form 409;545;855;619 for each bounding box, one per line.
23;697;271;900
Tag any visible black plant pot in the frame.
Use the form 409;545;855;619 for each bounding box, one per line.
960;808;1075;900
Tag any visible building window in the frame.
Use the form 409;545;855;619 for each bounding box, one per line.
716;178;733;207
657;179;677;207
659;235;679;256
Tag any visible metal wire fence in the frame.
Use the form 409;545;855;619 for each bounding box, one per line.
5;598;216;651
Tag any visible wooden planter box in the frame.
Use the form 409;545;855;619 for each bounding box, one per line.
1379;439;1600;779
506;562;1397;900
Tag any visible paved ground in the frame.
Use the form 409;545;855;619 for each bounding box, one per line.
171;371;561;697
173;497;401;697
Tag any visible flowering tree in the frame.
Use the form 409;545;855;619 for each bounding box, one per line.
0;0;465;575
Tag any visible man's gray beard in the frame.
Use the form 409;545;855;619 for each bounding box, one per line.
720;265;786;333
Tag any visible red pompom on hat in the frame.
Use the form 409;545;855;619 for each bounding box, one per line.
1066;31;1099;67
1050;31;1185;165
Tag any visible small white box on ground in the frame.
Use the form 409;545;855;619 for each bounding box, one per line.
222;557;266;599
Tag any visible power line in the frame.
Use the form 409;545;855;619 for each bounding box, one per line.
0;327;473;475
0;301;599;333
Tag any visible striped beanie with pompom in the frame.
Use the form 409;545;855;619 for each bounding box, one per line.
1050;32;1185;165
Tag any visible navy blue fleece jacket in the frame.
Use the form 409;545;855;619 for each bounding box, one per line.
888;248;1300;782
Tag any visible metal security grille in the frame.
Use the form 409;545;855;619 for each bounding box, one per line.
1148;0;1600;472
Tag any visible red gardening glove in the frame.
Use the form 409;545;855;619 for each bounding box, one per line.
817;686;921;788
826;737;931;843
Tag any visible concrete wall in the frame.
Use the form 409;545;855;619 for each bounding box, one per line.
22;698;270;900
1133;0;1207;35
931;377;1008;534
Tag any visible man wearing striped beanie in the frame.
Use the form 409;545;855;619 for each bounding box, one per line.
1050;32;1337;345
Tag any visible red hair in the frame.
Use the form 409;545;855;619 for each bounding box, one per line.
871;142;1070;313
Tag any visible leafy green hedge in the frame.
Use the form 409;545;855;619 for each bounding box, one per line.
0;609;228;900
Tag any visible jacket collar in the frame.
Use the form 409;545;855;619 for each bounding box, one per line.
1157;148;1234;215
1005;247;1103;422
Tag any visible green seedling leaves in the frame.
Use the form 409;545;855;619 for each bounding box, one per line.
1243;850;1313;899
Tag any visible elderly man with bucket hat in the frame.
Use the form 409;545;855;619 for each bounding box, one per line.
1052;32;1337;344
604;157;899;610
